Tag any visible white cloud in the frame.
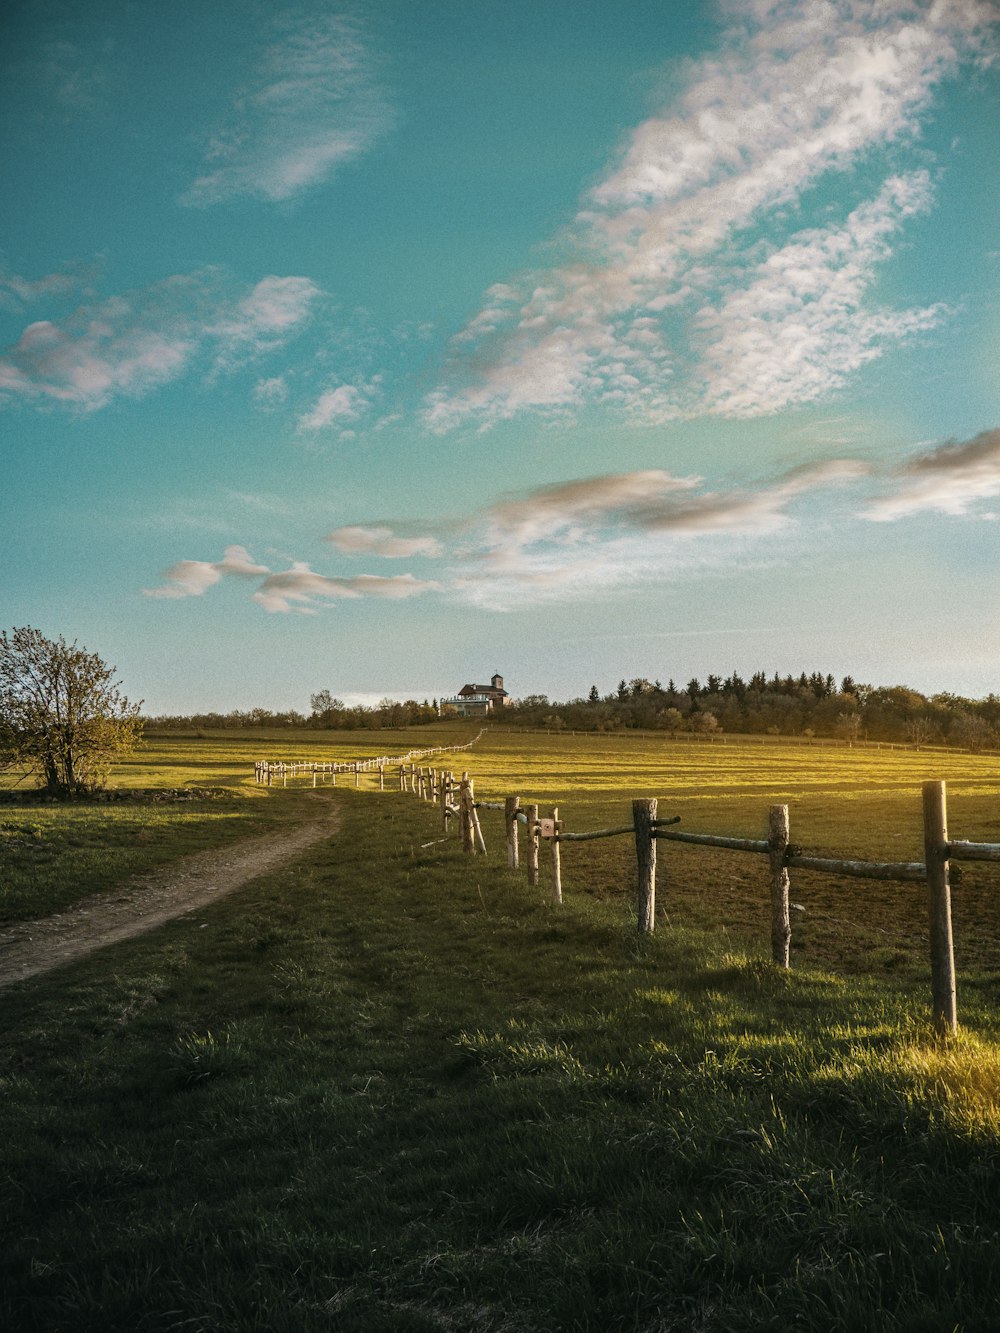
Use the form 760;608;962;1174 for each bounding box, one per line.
143;545;270;599
425;0;995;431
481;470;700;550
210;276;321;372
0;269;319;411
327;459;869;610
253;566;439;613
863;427;1000;521
326;525;443;558
146;457;871;614
695;172;946;415
145;543;439;613
297;379;377;432
253;374;289;406
181;12;392;206
474;460;868;569
0;260;98;312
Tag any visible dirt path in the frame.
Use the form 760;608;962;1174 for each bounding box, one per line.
0;795;342;991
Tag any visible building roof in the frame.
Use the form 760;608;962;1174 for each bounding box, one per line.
458;683;507;696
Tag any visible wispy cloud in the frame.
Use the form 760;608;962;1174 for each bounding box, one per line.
209;275;321;373
253;567;439;613
695;172;945;415
143;545;271;599
0;269;320;411
326;525;443;558
181;11;392;206
144;542;439;613
863;427;1000;521
297;378;379;433
36;38;110;111
0;260;99;312
313;459;870;611
425;0;995;431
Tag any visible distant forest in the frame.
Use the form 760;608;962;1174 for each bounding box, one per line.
145;672;1000;749
507;673;1000;748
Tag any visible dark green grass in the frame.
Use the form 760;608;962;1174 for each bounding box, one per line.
0;793;304;923
3;792;1000;1330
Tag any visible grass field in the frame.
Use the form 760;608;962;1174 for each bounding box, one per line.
3;725;1000;1328
0;724;477;922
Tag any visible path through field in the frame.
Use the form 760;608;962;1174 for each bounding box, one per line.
0;795;342;991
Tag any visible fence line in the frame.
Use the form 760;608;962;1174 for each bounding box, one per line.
380;764;994;1037
253;740;995;1035
253;730;484;788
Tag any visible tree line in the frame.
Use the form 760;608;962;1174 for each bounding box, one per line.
146;691;440;732
506;672;1000;749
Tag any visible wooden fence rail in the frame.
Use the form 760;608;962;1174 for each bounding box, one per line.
257;751;995;1035
383;769;991;1037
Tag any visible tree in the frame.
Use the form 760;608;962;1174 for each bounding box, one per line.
836;711;863;743
690;710;720;734
657;707;685;734
950;712;995;753
0;627;142;794
588;684;600;704
310;689;334;716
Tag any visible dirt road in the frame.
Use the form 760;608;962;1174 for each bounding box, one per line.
0;796;342;991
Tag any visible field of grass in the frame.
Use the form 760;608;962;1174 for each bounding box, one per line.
3;727;1000;1328
453;730;1000;984
0;724;480;922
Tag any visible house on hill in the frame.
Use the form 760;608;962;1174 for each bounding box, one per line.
440;673;509;717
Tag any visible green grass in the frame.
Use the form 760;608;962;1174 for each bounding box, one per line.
0;723;480;922
0;797;295;922
3;728;1000;1328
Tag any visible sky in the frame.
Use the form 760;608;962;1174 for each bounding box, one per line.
1;0;998;714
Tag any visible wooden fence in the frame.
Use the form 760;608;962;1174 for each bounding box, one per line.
253;731;484;789
375;763;1000;1037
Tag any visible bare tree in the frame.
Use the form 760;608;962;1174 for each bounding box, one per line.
0;627;142;794
950;711;995;754
836;711;863;743
903;717;937;748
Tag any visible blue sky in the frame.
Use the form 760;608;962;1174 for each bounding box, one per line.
2;0;998;712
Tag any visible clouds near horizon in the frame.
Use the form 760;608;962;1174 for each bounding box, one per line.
142;418;1000;619
864;428;1000;521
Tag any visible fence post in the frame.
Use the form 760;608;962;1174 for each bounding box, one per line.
354;762;360;789
505;796;520;870
550;806;562;904
441;772;451;832
460;773;475;854
525;803;539;886
469;779;487;855
379;763;384;792
634;798;657;933
923;780;957;1035
769;804;791;968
